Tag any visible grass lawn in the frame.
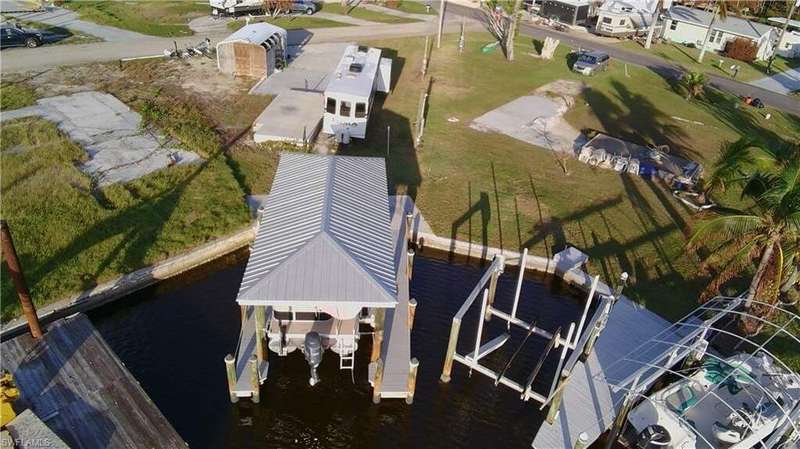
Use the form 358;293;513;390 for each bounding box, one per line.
227;15;351;31
320;3;419;23
0;81;37;110
0;85;251;322
384;0;437;15
62;0;208;37
618;40;800;82
6;18;101;45
337;33;798;365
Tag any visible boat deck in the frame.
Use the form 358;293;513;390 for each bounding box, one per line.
233;306;268;397
532;297;684;448
0;314;187;449
377;196;414;398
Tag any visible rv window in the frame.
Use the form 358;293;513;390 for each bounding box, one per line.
355;102;367;118
340;101;352;117
349;63;363;73
669;20;678;31
294;312;333;321
326;97;336;114
619;18;625;25
602;17;612;24
274;311;292;320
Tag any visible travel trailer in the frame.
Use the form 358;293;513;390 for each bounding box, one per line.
322;45;392;143
595;0;671;38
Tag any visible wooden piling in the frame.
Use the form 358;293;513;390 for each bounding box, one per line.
603;376;640;449
371;308;385;362
0;220;43;338
440;318;461;382
372;359;384;404
545;376;570;424
407;249;415;280
574;432;590;449
249;354;260;403
255;305;267;362
406;358;419;404
405;212;414;246
225;354;238;403
408;298;418;331
485;266;500;321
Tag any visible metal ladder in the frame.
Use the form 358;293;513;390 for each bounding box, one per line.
335;321;356;383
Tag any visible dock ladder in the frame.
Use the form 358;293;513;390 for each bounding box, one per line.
335;321;356;383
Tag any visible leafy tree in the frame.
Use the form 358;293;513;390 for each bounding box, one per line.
681;71;707;100
263;0;293;17
689;138;799;334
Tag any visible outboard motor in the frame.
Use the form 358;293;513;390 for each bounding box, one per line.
304;332;323;386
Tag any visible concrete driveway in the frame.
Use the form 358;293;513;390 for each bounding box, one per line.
5;6;152;42
749;67;800;95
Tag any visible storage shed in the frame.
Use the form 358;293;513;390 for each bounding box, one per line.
216;23;287;78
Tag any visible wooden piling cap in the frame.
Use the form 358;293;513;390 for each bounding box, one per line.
409;298;418;306
225;354;235;363
410;358;419;367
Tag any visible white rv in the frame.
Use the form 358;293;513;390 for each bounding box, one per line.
210;0;262;15
322;45;392;143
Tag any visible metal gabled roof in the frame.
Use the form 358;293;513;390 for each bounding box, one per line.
236;152;397;307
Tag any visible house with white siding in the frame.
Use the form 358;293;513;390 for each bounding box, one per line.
768;17;800;58
662;5;778;61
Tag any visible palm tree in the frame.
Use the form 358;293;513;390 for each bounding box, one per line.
481;0;524;61
697;0;728;63
644;0;664;49
689;138;799;334
681;71;707;100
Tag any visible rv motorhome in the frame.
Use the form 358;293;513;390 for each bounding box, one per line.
322;45;392;143
210;0;262;15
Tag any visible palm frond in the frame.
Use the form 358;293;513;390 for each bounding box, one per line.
689;214;764;246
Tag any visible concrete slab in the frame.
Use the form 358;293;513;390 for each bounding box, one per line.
749;67;800;95
1;91;201;185
250;42;351;95
5;6;152;42
253;90;323;144
471;94;585;154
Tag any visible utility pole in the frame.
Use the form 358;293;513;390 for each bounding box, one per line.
0;220;43;338
767;0;798;74
697;0;720;62
644;0;664;49
437;0;446;48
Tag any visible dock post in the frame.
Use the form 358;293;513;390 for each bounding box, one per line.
405;212;414;246
440;318;461;383
372;359;384;404
407;249;415;280
249;355;260;404
485;258;502;321
406;358;419;404
574;432;590;449
603;375;640;449
371;308;385;363
0;220;43;338
408;298;418;331
545;376;569;424
255;306;267;362
225;354;238;403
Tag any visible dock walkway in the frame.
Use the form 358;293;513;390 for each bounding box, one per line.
377;197;413;398
232;306;268;398
532;298;684;448
0;314;186;449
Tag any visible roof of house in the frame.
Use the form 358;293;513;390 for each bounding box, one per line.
768;17;800;30
667;5;774;39
218;22;287;46
236;152;398;308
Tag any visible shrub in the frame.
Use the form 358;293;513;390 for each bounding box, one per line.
724;38;757;62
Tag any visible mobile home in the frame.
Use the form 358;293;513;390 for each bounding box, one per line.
322;45;392;143
595;0;670;38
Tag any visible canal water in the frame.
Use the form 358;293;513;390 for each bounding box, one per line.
89;251;587;449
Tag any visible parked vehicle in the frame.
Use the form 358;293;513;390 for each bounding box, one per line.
210;0;318;16
0;25;43;49
571;50;610;75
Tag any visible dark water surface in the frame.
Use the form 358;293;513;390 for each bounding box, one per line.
89;252;586;449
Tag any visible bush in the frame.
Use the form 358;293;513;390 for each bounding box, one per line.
724;38;757;63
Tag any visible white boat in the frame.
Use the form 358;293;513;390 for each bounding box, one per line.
627;352;800;449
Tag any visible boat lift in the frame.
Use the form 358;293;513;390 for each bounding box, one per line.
439;250;625;410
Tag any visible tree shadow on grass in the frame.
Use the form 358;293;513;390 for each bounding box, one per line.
449;183;490;264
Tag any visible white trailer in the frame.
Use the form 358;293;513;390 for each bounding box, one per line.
210;0;262;16
322;45;392;143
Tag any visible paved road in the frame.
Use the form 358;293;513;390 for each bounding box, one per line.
5;6;152;42
446;3;800;116
750;67;800;96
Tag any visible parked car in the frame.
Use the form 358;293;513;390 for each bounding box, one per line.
0;25;44;49
572;50;610;75
289;0;319;15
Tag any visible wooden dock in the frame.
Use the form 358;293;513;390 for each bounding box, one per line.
376;197;414;399
0;314;187;449
531;298;683;449
231;305;268;398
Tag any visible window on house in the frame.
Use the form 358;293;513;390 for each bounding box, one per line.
355;102;367;118
709;30;723;44
602;17;612;24
340;101;351;117
670;20;678;31
326;97;336;114
619;18;626;25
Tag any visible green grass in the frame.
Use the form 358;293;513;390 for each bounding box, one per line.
618;40;800;82
227;15;351;31
62;0;208;37
320;3;419;23
383;0;437;15
0;94;251;322
0;81;37;110
2;17;102;45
